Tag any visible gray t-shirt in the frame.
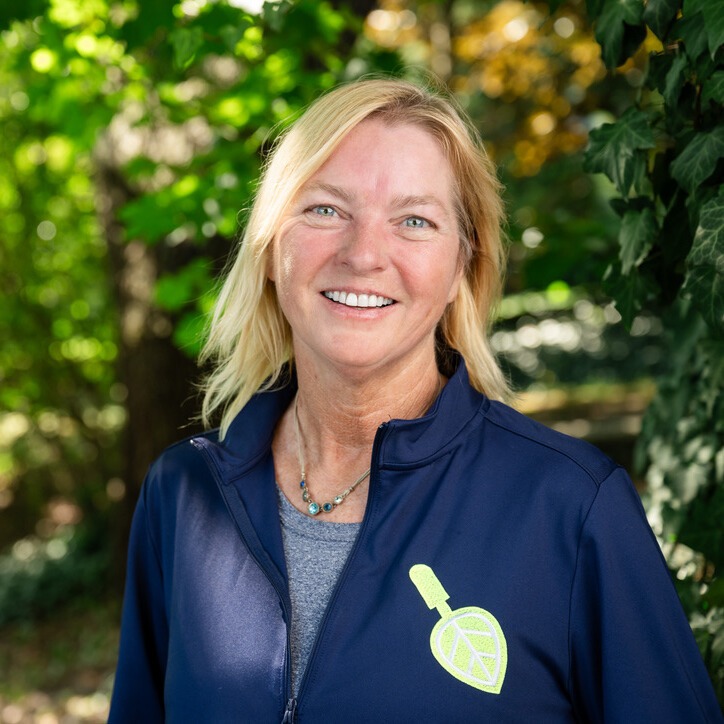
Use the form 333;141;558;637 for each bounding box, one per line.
277;489;360;696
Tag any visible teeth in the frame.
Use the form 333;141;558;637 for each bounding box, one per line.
323;291;394;308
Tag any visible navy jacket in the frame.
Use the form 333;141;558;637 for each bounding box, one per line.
110;361;722;722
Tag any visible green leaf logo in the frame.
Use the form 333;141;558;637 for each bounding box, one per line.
409;564;508;695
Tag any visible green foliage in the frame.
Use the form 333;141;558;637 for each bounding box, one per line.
0;527;109;626
577;0;724;700
584;107;654;199
0;0;399;609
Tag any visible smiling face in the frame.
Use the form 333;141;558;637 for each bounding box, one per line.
269;118;465;381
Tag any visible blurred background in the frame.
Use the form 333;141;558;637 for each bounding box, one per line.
0;0;721;720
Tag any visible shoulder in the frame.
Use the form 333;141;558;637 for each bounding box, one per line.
140;429;221;507
481;399;620;489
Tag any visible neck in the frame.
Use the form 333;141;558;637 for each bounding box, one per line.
294;352;444;462
272;347;445;521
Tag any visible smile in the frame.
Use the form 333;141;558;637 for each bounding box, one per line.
323;291;395;308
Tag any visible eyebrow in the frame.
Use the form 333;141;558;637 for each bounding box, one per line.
301;182;354;203
302;182;449;212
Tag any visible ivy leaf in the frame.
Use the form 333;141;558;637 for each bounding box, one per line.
681;193;724;333
604;262;659;327
171;26;205;71
684;0;724;58
643;0;679;41
678;485;724;564
702;71;724;106
663;53;688;107
584;107;655;197
594;0;646;68
671;127;724;193
674;11;708;61
619;207;658;273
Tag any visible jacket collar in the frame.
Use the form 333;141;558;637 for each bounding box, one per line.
210;356;488;479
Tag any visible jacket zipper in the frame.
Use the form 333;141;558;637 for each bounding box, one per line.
291;422;390;710
191;422;390;723
281;697;297;723
189;438;296;722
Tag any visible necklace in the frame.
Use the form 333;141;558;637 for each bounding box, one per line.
293;396;371;516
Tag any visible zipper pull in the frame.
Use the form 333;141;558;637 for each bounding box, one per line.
281;697;297;723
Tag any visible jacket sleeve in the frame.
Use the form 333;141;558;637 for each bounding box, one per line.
568;467;722;723
109;475;168;723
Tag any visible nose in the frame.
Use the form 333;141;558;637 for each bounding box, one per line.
337;217;387;273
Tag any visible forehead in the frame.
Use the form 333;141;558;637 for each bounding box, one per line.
301;119;455;203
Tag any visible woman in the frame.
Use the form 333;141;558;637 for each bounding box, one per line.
110;79;721;722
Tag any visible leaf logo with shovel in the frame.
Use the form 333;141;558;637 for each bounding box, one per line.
409;564;508;695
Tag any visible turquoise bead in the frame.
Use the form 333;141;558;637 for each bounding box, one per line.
308;502;320;515
322;502;333;512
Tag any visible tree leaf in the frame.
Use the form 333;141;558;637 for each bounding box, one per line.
594;0;646;68
619;207;658;273
171;26;205;71
263;0;294;32
681;193;724;333
671;127;724;193
584;107;655;197
673;11;708;61
643;0;679;41
679;485;724;565
702;71;724;106
603;262;659;327
0;0;49;30
663;53;688;107
684;0;724;58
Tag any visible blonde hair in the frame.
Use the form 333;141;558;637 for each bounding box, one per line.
200;77;510;437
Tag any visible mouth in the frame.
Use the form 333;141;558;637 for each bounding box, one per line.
322;291;396;308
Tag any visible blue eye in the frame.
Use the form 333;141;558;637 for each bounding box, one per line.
311;205;337;217
405;216;429;228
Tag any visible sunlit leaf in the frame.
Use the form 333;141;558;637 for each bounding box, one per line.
171;27;204;71
584;107;655;197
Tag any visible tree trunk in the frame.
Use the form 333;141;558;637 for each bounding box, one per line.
95;161;205;590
